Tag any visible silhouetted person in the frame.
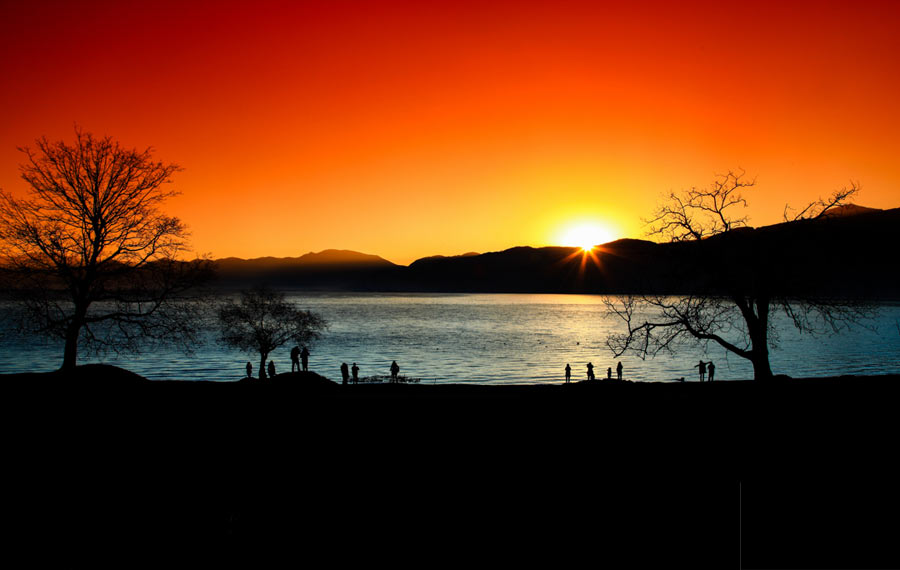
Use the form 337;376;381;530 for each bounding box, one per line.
301;346;310;372
340;362;350;385
695;360;706;382
291;346;301;372
351;362;359;384
246;361;252;378
267;360;276;379
390;360;400;382
564;363;571;383
707;361;715;382
616;361;623;381
586;362;594;381
607;367;612;380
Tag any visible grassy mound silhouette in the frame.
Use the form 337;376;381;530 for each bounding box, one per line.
239;370;338;391
4;363;150;387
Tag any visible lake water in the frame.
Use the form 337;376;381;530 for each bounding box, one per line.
1;293;899;383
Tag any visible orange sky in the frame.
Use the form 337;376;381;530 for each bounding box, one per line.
2;0;899;265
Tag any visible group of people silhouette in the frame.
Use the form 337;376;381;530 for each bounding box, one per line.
244;345;310;379
339;360;401;384
244;350;403;385
695;359;716;382
563;359;717;383
339;362;360;384
565;361;624;383
244;350;714;384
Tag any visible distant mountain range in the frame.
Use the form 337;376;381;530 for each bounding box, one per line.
216;249;396;272
212;205;900;298
819;203;882;218
212;249;397;290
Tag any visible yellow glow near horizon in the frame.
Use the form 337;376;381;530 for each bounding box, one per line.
558;222;616;250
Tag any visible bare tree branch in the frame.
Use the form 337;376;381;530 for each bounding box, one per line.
644;169;753;242
783;182;861;221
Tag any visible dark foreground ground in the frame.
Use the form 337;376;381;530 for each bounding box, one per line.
6;366;900;569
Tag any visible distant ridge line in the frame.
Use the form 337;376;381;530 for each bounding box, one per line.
216;249;396;266
206;205;900;297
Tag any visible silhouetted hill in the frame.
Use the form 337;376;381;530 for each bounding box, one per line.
413;251;481;262
820;203;882;218
296;249;397;266
216;249;395;271
212;249;401;289
400;207;900;297
208;208;900;297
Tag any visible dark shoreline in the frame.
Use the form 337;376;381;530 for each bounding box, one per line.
8;362;899;388
10;366;900;569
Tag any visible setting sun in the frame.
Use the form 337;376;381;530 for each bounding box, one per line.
559;222;616;250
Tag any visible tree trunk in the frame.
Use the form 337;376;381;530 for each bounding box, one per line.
61;298;89;371
259;352;268;380
61;322;80;371
748;297;773;381
750;351;774;381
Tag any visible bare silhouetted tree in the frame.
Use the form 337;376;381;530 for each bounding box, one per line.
606;171;870;380
0;129;213;370
645;169;755;242
217;286;327;379
782;182;861;221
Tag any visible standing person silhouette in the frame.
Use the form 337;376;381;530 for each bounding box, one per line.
340;362;350;385
586;362;595;381
707;361;715;382
351;362;359;384
246;362;252;379
267;360;276;379
390;360;400;382
300;346;310;372
290;346;301;372
616;361;623;381
565;363;571;384
695;360;706;382
607;367;612;380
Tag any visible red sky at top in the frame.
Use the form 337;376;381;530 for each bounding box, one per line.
1;0;898;264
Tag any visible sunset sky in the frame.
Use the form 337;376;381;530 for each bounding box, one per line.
2;0;899;265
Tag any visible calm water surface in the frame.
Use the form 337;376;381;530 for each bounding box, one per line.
2;293;899;384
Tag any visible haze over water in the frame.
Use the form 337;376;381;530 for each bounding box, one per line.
3;293;899;384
